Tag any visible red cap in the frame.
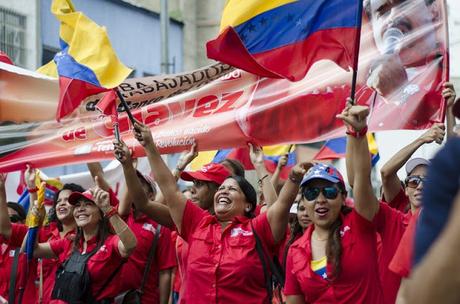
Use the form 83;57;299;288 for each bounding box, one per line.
180;163;230;185
68;190;95;205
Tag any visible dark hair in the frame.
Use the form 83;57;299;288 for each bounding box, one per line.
301;181;350;279
50;183;85;231
229;175;257;217
73;206;111;251
364;0;435;19
7;202;26;221
283;214;304;271
219;159;245;177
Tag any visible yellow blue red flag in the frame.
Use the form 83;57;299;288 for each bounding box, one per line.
207;0;362;81
37;0;132;121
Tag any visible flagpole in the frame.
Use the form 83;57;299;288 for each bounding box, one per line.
116;89;136;125
349;0;364;105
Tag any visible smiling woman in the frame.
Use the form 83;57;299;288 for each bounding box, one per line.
131;120;309;304
30;181;137;304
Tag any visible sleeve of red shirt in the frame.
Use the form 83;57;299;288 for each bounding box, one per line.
389;209;420;278
0;223;29;247
156;226;177;271
49;238;73;262
382;187;409;213
180;200;208;242
283;247;302;296
372;202;407;235
251;212;276;253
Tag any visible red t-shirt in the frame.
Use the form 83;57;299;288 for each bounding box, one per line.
49;234;124;303
117;213;176;304
382;187;410;213
373;202;409;304
171;231;189;296
284;209;384;304
180;199;276;304
389;209;421;278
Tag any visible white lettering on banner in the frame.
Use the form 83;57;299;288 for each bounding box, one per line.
155;137;196;148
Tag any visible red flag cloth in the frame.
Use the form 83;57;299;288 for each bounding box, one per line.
0;51;13;65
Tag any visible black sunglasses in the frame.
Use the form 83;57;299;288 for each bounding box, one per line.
303;186;340;201
9;215;22;223
405;175;425;188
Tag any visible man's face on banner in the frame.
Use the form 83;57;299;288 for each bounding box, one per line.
367;0;438;66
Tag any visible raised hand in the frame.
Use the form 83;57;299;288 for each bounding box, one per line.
336;98;370;132
248;142;264;166
24;164;37;189
177;143;198;171
113;139;132;164
133;121;154;147
277;154;288;169
0;173;7;188
442;82;456;108
289;162;313;183
419;123;446;145
92;176;111;212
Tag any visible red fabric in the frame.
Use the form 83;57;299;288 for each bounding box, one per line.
373;203;409;304
49;234;124;303
57;76;108;121
0;51;13;65
38;223;75;304
207;27;357;81
117;213;176;304
389;209;421;278
0;223;43;304
174;233;189;301
179;200;276;304
382;187;410;213
284;210;384;304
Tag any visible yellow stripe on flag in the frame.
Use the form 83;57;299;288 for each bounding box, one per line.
190;150;218;171
220;0;297;31
367;133;378;155
262;144;294;157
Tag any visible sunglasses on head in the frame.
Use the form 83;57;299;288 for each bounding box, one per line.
405;175;425;188
9;215;22;223
303;186;340;201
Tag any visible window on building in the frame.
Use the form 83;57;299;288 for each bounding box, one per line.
0;8;26;67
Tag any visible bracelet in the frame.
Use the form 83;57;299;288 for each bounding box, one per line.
288;172;303;185
28;187;39;193
258;174;269;185
346;126;368;138
104;207;118;219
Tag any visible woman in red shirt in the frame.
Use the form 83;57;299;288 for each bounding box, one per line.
130;121;310;304
32;181;137;303
284;104;384;304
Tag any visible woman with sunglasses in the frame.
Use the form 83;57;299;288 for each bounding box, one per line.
285;104;385;304
131;120;309;304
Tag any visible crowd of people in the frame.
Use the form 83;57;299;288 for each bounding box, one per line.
0;81;459;304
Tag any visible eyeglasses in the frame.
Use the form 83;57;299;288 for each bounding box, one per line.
303;186;340;201
405;175;425;188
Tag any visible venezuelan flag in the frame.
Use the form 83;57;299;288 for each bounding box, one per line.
37;0;132;121
314;134;379;166
207;0;362;81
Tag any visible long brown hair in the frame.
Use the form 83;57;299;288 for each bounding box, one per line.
72;210;111;251
326;204;352;279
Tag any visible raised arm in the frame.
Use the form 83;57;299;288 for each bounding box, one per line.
173;143;198;181
0;173;11;239
24;164;38;210
338;104;379;221
92;177;137;257
443;82;457;140
270;154;287;191
113;139;175;228
133;121;187;232
249;143;277;208
380;123;444;202
267;163;311;243
86;162;111;192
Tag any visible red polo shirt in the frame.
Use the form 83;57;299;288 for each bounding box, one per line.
49;234;124;303
38;223;75;304
389;209;421;278
117;213;176;304
373;202;409;304
180;199;276;304
172;231;189;299
284;209;383;304
382;188;410;213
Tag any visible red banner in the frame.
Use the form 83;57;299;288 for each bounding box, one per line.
0;0;448;173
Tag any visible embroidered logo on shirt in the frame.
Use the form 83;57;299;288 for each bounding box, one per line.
230;227;253;237
340;225;350;237
9;249;16;257
99;245;108;253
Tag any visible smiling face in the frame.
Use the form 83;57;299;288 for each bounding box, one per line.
55;189;75;223
405;165;427;211
73;198;101;229
301;179;345;230
214;178;252;222
297;199;312;230
367;0;438;66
